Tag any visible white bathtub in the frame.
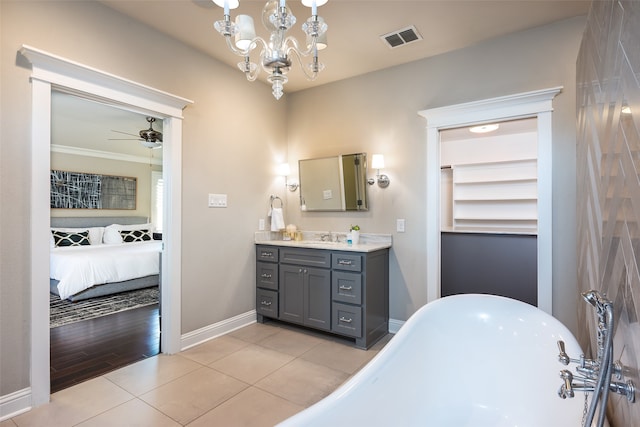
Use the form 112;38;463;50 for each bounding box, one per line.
278;294;585;427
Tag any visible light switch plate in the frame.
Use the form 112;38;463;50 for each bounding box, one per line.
208;193;227;208
397;219;406;232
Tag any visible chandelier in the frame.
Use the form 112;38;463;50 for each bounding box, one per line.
213;0;328;100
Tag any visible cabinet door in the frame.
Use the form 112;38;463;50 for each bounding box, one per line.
304;267;331;331
280;264;304;324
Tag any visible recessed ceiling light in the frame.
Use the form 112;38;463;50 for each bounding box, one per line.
469;124;500;134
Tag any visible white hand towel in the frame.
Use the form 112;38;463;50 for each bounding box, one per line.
270;207;285;231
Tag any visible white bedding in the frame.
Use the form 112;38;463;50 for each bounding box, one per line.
50;241;162;300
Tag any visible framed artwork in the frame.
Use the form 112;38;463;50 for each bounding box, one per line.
50;170;137;210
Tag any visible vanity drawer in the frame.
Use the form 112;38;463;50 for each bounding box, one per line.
332;253;362;272
332;302;362;338
257;261;278;290
280;247;331;268
332;271;362;305
256;289;279;318
256;246;279;262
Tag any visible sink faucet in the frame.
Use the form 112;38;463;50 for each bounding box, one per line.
319;232;332;242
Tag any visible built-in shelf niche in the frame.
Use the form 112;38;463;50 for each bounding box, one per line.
440;118;538;234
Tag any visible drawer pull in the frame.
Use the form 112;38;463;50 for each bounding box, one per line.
260;273;272;279
260;301;272;306
339;316;353;323
261;251;273;257
339;285;353;291
338;259;353;266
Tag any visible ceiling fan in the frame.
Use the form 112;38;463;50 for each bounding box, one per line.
110;116;163;149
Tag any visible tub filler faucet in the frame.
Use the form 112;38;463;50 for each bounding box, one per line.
557;290;635;427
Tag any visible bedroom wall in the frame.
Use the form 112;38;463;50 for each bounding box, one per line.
286;16;586;331
0;0;286;399
50;152;160;220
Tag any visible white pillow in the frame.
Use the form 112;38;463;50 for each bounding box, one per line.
50;227;105;247
103;223;153;244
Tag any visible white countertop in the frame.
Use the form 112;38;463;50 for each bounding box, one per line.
255;231;392;253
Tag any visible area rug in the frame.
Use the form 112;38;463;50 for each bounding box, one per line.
50;287;159;328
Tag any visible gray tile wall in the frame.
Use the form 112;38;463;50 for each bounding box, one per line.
576;1;640;424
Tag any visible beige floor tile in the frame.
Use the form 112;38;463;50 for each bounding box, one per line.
104;353;202;396
299;339;376;375
140;366;248;425
227;322;281;343
369;333;394;351
255;358;349;407
75;399;181;427
257;328;324;357
179;335;250;365
210;344;295;384
0;419;17;427
12;377;133;427
186;387;304;427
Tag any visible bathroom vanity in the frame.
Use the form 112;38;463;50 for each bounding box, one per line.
255;239;390;349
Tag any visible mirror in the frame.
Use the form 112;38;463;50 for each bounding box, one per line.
299;153;368;211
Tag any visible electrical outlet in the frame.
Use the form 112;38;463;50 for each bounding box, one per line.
259;219;265;231
397;219;406;232
208;193;227;208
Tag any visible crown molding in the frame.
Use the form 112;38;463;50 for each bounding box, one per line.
51;144;162;165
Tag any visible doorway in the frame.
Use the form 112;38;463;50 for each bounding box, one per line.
21;45;192;406
439;118;539;305
418;87;561;314
49;92;163;391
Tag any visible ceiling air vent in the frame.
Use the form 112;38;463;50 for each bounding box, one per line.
380;25;422;49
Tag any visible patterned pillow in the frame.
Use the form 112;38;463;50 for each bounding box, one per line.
120;229;151;243
51;230;91;247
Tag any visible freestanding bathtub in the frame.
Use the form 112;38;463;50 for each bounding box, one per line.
277;294;585;427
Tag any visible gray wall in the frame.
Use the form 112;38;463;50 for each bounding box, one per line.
1;0;588;410
287;16;586;329
576;0;640;424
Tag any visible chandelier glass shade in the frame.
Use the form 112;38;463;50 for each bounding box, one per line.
213;0;328;100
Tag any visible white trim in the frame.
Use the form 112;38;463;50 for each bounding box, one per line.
0;388;32;421
388;318;405;334
181;311;257;351
418;87;561;315
20;45;193;408
51;144;162;165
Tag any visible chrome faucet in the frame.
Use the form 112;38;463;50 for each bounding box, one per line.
557;291;635;427
319;232;332;242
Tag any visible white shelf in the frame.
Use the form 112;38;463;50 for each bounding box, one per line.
448;159;538;233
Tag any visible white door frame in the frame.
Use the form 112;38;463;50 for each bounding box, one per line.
418;87;561;314
20;45;193;406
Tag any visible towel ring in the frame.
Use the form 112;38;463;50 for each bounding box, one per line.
270;195;283;209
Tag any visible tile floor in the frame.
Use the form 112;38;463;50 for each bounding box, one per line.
3;321;391;427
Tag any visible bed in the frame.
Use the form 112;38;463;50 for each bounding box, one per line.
49;216;161;301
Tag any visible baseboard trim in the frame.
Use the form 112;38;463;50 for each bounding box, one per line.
0;387;32;422
180;310;256;351
389;318;405;334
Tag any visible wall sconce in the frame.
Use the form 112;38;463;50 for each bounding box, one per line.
367;154;390;188
278;163;299;192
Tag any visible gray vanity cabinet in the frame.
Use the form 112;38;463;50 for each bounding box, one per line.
256;244;389;349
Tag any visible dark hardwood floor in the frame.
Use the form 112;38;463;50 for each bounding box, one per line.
50;304;160;393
